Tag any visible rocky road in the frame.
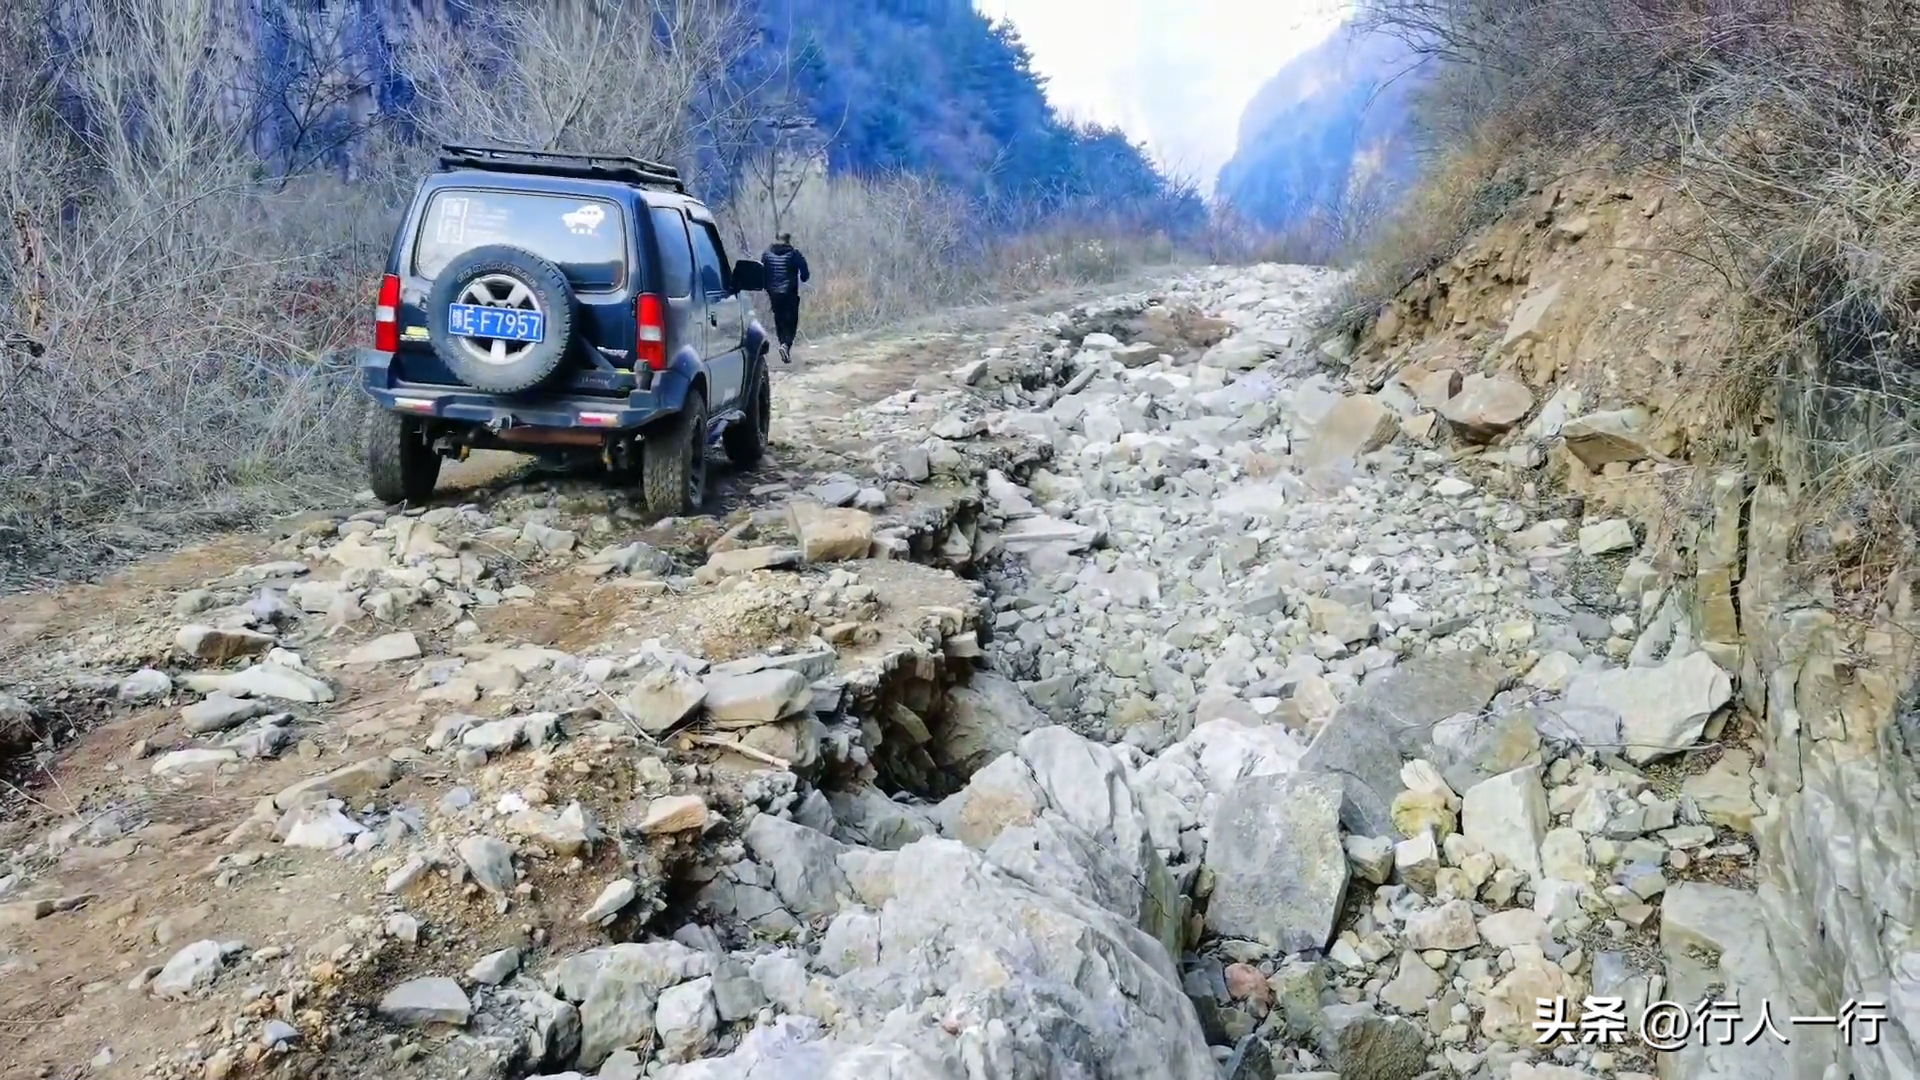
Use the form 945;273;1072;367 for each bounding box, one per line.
0;266;1771;1080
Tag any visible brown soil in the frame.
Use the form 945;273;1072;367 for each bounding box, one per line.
0;277;1129;1080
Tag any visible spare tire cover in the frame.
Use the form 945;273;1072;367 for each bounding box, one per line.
425;245;578;393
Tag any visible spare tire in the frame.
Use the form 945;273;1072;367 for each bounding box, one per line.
425;245;577;393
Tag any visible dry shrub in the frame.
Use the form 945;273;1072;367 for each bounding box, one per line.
0;0;388;586
720;170;975;334
1314;125;1544;338
395;0;751;167
986;223;1174;294
1199;205;1343;268
1674;0;1920;555
720;171;1186;337
1351;0;1919;563
1329;0;1779;343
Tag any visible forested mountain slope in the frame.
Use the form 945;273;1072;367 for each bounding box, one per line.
184;0;1194;223
1215;23;1424;234
750;0;1187;220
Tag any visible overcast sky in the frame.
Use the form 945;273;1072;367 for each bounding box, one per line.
974;0;1351;192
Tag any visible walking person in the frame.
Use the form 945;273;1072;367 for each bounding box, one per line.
760;232;809;363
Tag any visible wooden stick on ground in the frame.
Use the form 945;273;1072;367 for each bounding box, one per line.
680;732;791;770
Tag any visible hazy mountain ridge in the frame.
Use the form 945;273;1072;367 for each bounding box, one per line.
1216;23;1427;233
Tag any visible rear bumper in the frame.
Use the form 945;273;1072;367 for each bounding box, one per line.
357;348;668;431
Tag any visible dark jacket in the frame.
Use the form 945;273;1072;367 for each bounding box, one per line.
761;243;810;295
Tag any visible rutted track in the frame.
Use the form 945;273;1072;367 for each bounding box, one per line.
0;275;1224;1079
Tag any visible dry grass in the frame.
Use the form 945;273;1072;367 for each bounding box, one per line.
1675;0;1920;567
719;166;1209;337
1340;0;1920;570
1202;204;1350;269
0;0;391;586
0;0;1222;592
1313;125;1545;340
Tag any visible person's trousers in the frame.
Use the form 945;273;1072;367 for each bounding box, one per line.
769;290;800;349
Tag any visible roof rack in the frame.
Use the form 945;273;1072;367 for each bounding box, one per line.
436;143;687;192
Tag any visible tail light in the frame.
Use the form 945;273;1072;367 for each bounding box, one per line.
635;292;666;370
373;273;401;353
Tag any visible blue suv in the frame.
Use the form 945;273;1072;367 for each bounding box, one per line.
358;144;774;514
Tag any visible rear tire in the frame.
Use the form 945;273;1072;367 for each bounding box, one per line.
367;410;440;505
722;363;771;469
643;389;708;516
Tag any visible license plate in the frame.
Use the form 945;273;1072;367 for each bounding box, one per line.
447;304;545;343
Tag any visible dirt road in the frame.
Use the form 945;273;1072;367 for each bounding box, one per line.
0;273;1178;1079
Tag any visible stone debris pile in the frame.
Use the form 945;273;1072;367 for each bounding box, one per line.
0;264;1787;1080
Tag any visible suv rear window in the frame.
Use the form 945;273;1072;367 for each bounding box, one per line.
413;189;626;290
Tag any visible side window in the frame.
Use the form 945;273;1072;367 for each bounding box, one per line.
648;207;694;298
687;221;728;297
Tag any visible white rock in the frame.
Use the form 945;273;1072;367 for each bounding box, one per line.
468;947;520;985
1399;759;1457;802
151;748;239;777
1394;830;1440;893
345;631;422;664
1404;899;1479;950
461;718;526;753
151;940;228;999
1577;519;1636;555
1478;908;1550;951
457;835;516;894
223;663;334;703
1562;651;1732;763
1462;765;1549;883
1539;827;1592;882
580;879;638;924
1523;651;1579;692
277;805;365;851
654;975;719;1062
377;976;470;1026
638;794;710;834
118;668;173;702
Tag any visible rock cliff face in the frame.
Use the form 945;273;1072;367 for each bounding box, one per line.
1351;169;1920;1080
1216;23;1425;232
133;0;436;159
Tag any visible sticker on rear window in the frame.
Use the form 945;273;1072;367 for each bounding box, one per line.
563;203;605;235
435;196;471;244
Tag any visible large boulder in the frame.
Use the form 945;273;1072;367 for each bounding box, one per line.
931;671;1049;778
1560;406;1660;467
1199;329;1284;372
1298;394;1399;469
542;942;712;1068
1203;772;1350;952
788;502;875;562
659;727;1216;1080
1301;653;1504;837
1562;651;1732;764
942;726;1185;957
1438;374;1533;443
1347;652;1506;756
